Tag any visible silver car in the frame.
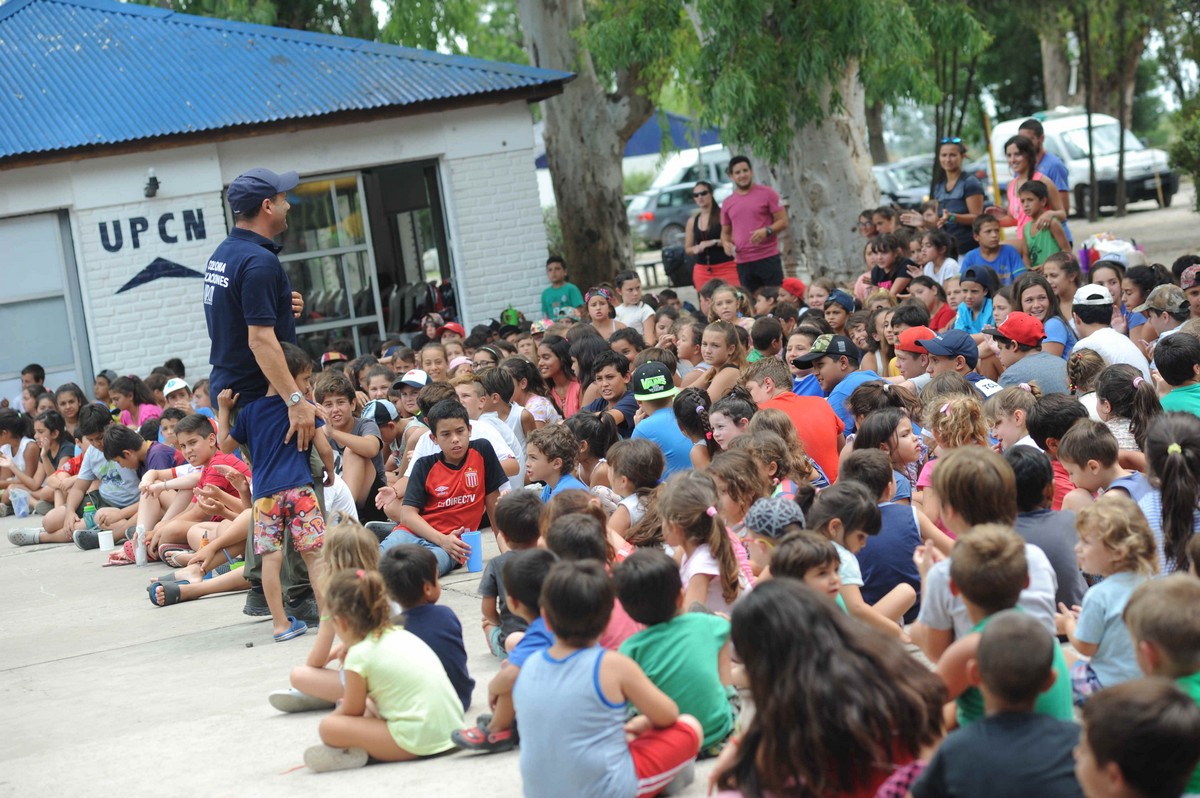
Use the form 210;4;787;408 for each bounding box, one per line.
628;182;733;249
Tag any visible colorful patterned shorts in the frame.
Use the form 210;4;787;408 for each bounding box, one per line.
253;486;325;555
1071;658;1104;706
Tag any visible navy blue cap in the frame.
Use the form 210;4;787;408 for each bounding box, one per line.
227;168;300;214
918;329;979;367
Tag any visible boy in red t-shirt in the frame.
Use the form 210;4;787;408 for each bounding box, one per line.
381;399;507;576
742;357;845;482
137;413;251;558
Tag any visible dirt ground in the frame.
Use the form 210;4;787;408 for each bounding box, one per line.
1068;179;1197;266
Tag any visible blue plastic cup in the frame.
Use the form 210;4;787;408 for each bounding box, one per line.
461;530;483;572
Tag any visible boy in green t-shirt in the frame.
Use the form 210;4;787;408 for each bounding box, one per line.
1018;180;1069;270
934;524;1074;728
540;255;583;320
613;548;734;753
1154;333;1200;416
1124;574;1200;795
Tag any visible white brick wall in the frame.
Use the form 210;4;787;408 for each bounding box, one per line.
75;192;227;380
445;148;549;327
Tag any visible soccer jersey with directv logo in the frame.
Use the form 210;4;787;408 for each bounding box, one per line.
402;440;507;535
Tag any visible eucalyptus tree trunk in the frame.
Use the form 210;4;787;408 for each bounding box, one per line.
515;0;654;290
769;65;878;282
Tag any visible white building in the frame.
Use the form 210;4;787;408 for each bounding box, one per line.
0;0;571;399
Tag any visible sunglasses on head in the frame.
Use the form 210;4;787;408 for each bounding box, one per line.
940;137;963;145
692;190;710;198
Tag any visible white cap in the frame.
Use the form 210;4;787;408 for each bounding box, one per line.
1073;285;1113;306
393;369;430;389
163;377;190;396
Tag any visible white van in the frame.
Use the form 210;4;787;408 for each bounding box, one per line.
990;110;1178;217
650;144;732;190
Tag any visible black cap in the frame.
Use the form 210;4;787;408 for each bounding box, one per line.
631;361;679;400
792;334;861;366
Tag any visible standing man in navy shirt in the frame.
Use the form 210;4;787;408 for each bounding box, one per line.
204;167;318;620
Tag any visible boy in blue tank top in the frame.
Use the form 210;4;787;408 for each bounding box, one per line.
513;560;701;798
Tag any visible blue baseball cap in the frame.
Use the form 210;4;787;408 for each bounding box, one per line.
227;168;300;214
918;329;979;367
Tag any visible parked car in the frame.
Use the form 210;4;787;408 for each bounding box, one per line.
650;144;732;190
990;110;1178;217
628;181;733;249
873;156;934;209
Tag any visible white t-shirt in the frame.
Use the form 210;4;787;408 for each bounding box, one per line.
324;474;359;522
475;413;525;492
0;437;34;473
681;543;739;615
917;543;1058;637
923;257;961;286
1073;327;1152;381
834;541;864;587
404;420;516;478
615;303;655;330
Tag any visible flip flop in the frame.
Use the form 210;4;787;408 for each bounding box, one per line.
274;616;308;642
146;579;189;607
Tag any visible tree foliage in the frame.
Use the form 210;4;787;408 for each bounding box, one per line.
138;0;379;38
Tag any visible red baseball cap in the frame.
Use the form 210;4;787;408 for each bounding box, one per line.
895;325;935;354
437;322;466;338
982;312;1045;348
781;277;806;301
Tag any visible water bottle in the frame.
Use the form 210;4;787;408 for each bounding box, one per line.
134;524;147;567
83;501;97;530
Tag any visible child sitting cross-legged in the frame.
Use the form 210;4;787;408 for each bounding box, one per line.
933;524;1074;729
1123;574;1200;794
378;399;508;576
1055;494;1157;706
805;479;913;639
613;548;735;757
134;412;252;560
302;568;464;773
270;521;380;714
380;544;474;711
911;610;1082;797
453;548;558;754
1075;678;1200;798
479;490;542;659
513;559;702;797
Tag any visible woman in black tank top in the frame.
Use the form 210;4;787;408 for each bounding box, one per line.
685;181;741;290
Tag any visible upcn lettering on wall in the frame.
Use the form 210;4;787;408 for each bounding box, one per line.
98;209;207;251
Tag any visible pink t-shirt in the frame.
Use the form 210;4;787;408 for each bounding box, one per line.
119;402;162;428
598;597;642;651
1006;170;1046;230
720;184;782;263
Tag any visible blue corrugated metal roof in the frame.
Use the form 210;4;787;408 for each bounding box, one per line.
0;0;572;162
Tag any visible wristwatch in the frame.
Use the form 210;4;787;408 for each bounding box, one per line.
948;213;956;224
288;391;303;406
765;225;774;237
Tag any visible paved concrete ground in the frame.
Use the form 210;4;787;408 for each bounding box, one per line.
0;513;715;797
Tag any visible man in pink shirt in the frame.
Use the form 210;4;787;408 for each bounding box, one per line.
719;156;789;291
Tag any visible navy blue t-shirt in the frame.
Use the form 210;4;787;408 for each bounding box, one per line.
400;603;474;711
204;227;297;405
584;389;639;438
857;502;923;623
228;395;325;499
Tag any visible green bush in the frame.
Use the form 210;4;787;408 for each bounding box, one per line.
543;206;564;257
1168;112;1200;213
624;171;654;196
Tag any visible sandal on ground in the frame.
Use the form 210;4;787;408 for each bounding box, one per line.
303;744;368;772
451;723;517;753
146;580;189;607
273;617;308;642
158;545;191;567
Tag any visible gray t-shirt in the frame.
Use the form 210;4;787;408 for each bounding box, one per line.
329;416;384;479
1014;509;1087;610
77;443;140;507
918;543;1058;637
998;351;1070;395
477;550;528;642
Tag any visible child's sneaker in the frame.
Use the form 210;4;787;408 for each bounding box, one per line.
662;761;695;796
33;500;53;516
7;528;40;546
243;586;270;617
73;529;100;551
452;721;518;753
268;688;335;713
0;504;12;517
303;744;368;772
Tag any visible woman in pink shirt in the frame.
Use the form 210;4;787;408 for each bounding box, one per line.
986;135;1066;232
